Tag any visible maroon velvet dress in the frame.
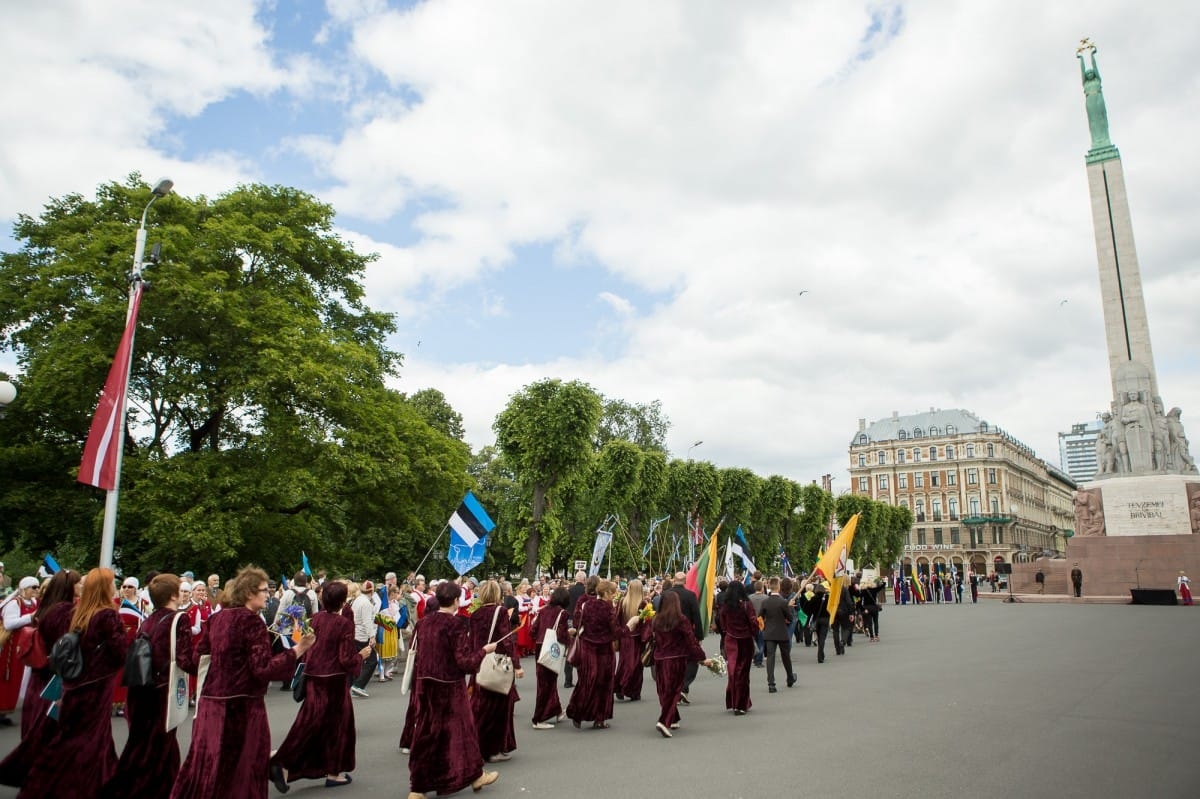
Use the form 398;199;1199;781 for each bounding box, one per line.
468;604;521;758
615;600;647;701
270;612;361;782
651;619;707;728
565;595;618;726
718;600;757;712
102;608;196;799
168;607;298;799
408;610;488;797
0;602;73;787
18;607;128;799
530;606;568;724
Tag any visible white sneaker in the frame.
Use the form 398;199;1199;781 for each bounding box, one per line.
350;686;369;698
399;747;410;755
531;722;554;730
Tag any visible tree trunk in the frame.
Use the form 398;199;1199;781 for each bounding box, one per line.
524;483;548;578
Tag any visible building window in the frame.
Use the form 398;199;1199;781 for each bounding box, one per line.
914;449;922;463
969;497;981;515
951;527;960;544
931;473;940;487
913;428;923;438
897;450;906;464
932;498;942;520
980;422;989;433
915;500;925;521
992;526;1003;544
899;499;909;509
878;474;889;490
934;529;943;545
858;434;868;445
967;468;978;485
898;473;908;489
946;424;957;435
858;454;866;467
966;444;975;457
991;497;1000;513
898;429;908;440
858;477;868;492
917;529;926;545
987;468;997;484
949;497;959;519
878;450;886;465
915;473;925;488
929;446;938;461
948;471;957;486
986;443;994;457
946;445;955;459
929;426;939;436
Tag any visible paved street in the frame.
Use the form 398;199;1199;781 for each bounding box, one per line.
2;601;1198;798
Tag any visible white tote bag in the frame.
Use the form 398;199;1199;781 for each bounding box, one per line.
536;611;566;675
400;633;417;695
165;611;190;732
193;654;211;719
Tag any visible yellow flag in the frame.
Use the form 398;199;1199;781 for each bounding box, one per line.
809;513;860;622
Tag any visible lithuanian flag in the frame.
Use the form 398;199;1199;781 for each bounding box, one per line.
809;513;861;622
685;522;722;634
910;563;925;602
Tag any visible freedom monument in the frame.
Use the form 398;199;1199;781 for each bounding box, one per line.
1055;40;1200;597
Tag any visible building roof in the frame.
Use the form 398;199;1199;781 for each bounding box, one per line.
851;409;990;446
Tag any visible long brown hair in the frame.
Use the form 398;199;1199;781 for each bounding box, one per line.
653;590;681;632
619;579;644;623
35;569;81;624
70;568;116;632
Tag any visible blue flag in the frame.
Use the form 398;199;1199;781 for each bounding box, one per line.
447;491;496;576
301;551;312;577
588;516;617;577
43;554;62;575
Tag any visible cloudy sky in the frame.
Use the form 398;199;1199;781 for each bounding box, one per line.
2;0;1198;487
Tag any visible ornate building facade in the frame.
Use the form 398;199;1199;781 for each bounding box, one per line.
848;409;1076;576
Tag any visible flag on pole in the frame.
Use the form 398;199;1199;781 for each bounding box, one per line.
78;283;145;490
729;525;756;574
589;515;617;576
447;491;496;575
685;529;720;634
809;513;860;622
643;515;669;558
779;545;794;578
43;554;62;575
301;551;312;577
910;563;926;602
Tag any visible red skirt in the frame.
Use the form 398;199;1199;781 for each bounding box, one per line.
724;635;754;712
271;673;356;781
168;695;272;799
532;664;562;724
565;640;614;724
409;679;484;796
654;657;687;726
19;673;122;799
102;683;182;799
470;677;518;758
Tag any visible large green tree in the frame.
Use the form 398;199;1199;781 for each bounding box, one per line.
0;177;468;576
493;378;602;577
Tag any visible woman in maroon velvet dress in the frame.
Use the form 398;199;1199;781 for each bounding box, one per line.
565;578;619;729
0;569;80;787
407;580;500;799
717;580;757;715
529;586;569;728
102;574;196;799
18;568;129;799
269;580;369;791
651;590;710;738
468;580;524;762
615;579;648;702
169;566;313;799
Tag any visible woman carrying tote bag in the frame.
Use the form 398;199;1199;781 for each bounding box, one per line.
467;581;523;764
529;587;569;729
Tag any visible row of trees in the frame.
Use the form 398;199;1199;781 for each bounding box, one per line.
0;177;907;581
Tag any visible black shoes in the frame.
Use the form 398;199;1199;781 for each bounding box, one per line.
786;675;796;688
768;686;777;693
678;692;690;705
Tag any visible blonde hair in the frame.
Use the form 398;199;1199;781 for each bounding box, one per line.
477;579;501;606
619;579;644;623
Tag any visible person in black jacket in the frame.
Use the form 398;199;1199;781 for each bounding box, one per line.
859;579;882;642
832;581;854;655
669;572;704;702
758;577;795;692
563;571;587;688
797;581;832;663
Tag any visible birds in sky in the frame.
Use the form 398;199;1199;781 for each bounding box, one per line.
797;290;808;297
1059;300;1068;307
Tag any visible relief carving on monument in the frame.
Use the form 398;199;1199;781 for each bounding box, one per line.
1188;484;1200;535
1094;361;1194;478
1073;487;1106;537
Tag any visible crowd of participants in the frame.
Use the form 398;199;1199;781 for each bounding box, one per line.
0;563;891;799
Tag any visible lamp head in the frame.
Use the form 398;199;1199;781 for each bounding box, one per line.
151;178;174;198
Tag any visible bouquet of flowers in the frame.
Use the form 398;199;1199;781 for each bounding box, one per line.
268;604;314;643
703;653;728;677
375;612;398;632
467;596;484;615
638;605;656;622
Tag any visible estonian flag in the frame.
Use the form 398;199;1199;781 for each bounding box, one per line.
447;491;496;576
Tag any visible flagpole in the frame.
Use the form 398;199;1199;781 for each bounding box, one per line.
411;523;450;578
98;179;173;570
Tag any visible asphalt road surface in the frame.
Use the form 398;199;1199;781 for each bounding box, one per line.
2;600;1197;798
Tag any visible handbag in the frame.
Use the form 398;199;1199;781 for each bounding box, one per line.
536;611;566;675
400;633;416;695
291;661;307;702
566;624;584;667
476;607;514;695
640;636;657;667
124;632;154;687
165;612;190;732
16;626;48;670
193;654;211;718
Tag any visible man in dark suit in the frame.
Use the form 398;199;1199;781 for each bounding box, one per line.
759;577;795;692
563;570;587;687
670;571;704;702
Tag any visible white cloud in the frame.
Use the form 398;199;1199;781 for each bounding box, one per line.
598;292;634;317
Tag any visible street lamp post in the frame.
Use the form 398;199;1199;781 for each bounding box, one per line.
686;440;703;461
0;381;15;419
98;178;173;570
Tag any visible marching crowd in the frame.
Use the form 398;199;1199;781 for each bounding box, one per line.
0;563;888;799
